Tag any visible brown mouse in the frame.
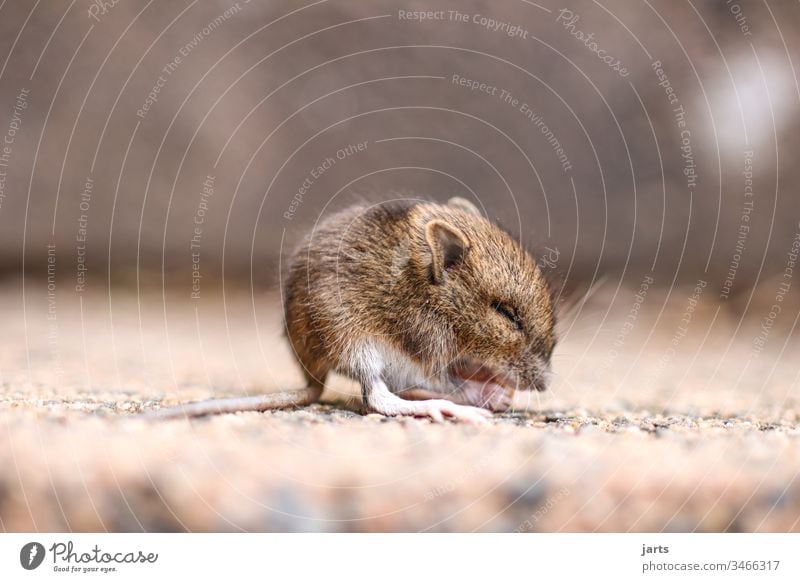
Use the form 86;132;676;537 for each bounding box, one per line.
150;198;556;423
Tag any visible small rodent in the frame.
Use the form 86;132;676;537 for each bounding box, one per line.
151;198;556;423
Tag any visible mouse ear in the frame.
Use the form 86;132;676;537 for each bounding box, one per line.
424;219;470;283
448;197;483;216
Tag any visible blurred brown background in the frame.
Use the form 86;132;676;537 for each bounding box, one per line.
0;0;798;297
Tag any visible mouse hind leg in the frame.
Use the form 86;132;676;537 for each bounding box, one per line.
284;312;331;403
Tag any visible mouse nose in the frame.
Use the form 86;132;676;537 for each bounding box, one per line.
519;356;550;391
531;375;548;392
515;372;548;392
517;377;547;392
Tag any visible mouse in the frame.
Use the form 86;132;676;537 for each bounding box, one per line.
149;197;556;423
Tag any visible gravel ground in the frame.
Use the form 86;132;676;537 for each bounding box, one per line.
1;280;800;532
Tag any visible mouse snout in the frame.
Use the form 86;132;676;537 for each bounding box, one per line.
529;374;549;392
518;375;548;392
515;354;551;392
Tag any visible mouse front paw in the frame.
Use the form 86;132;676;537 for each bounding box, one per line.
458;379;515;412
416;400;493;424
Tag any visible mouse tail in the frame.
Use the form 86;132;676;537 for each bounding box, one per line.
143;384;324;420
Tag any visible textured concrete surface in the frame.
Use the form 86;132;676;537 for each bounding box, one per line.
1;280;800;532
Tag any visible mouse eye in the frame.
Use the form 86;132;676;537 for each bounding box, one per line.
492;302;523;332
